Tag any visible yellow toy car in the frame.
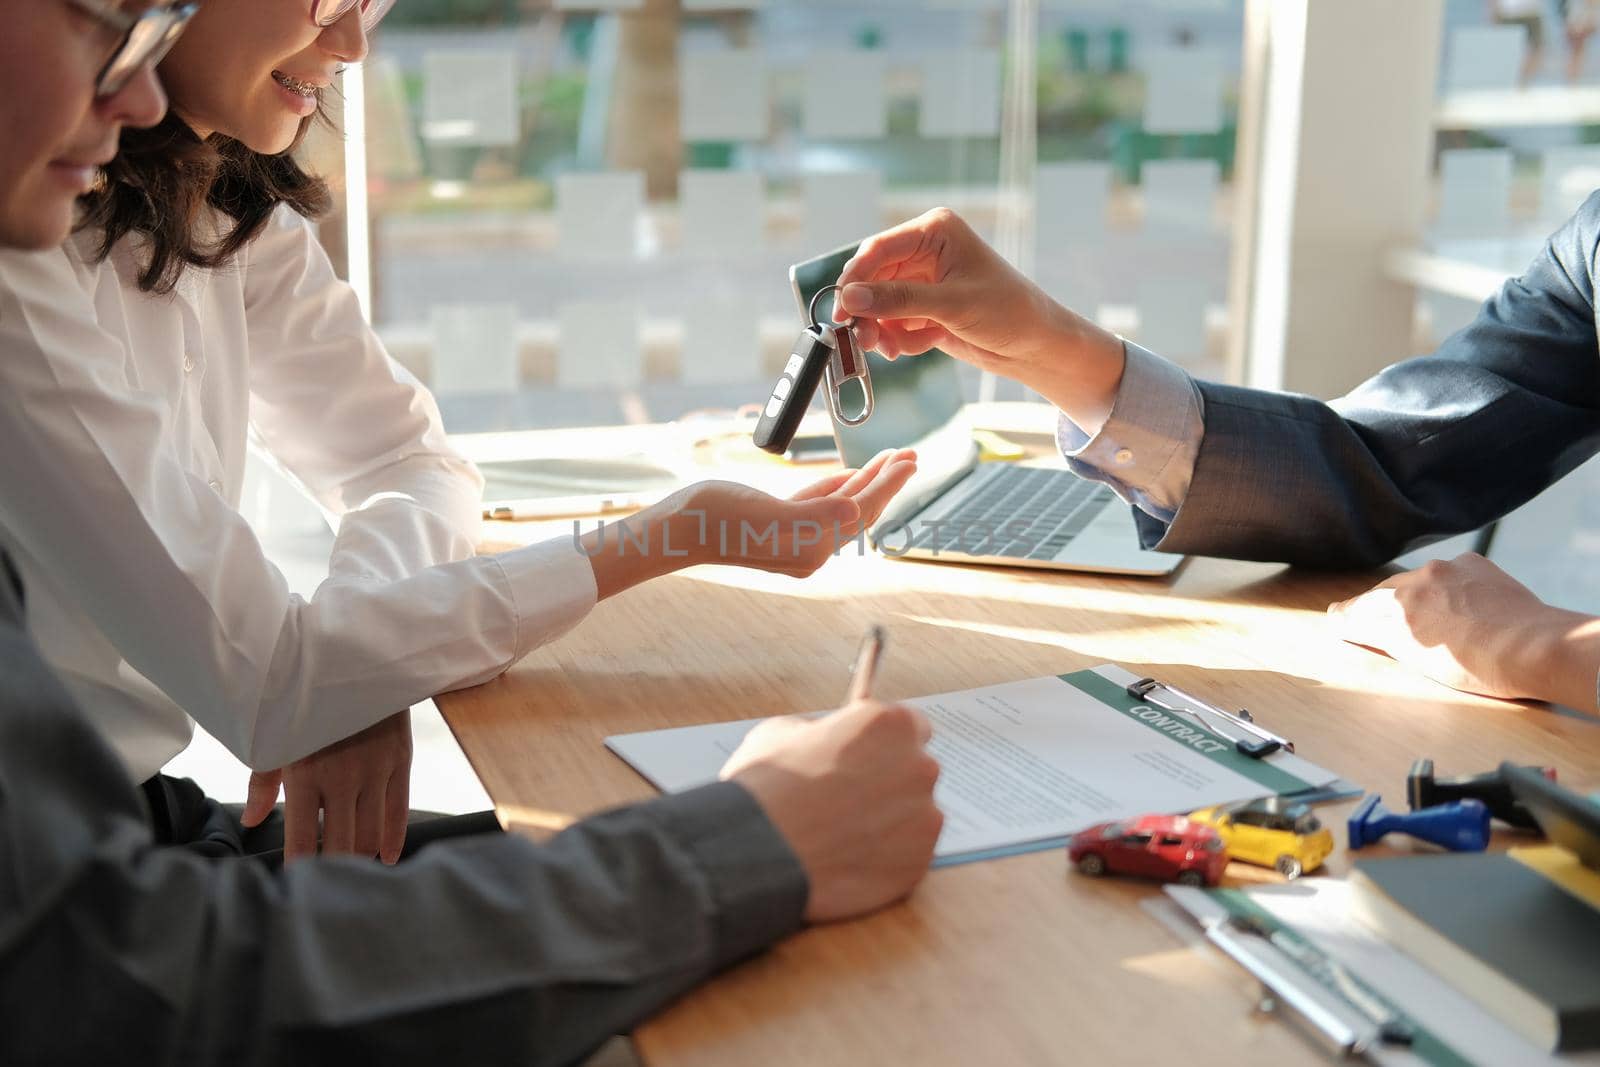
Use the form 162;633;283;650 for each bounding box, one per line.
1188;797;1334;879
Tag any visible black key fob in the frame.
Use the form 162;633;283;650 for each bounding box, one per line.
753;325;831;454
751;282;874;454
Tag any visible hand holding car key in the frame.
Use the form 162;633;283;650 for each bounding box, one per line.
753;284;874;454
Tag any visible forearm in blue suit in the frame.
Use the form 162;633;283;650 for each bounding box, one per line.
1140;192;1600;569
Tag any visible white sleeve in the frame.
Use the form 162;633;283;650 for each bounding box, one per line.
0;246;596;772
243;206;483;585
1056;340;1206;525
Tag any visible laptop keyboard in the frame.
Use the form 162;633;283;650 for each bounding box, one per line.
909;468;1117;561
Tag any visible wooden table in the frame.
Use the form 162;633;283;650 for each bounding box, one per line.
439;419;1600;1067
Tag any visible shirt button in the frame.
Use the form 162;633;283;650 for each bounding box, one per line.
1114;448;1134;465
208;480;223;493
183;355;196;373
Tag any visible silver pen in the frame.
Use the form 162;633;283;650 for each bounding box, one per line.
484;490;658;521
846;625;885;704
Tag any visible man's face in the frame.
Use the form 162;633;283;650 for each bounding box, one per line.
0;1;168;250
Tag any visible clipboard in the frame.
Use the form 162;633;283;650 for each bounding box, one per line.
1153;881;1597;1066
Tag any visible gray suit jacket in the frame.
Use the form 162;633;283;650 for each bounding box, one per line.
1138;193;1600;568
0;556;807;1066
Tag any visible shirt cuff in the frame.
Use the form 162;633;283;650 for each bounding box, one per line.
491;536;600;661
1056;339;1205;525
641;780;809;971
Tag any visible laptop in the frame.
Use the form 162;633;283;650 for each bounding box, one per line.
791;243;1182;577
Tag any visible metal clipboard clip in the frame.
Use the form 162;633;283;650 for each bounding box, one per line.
1125;677;1294;759
1205;913;1415;1057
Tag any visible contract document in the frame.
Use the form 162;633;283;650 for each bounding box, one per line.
606;664;1348;865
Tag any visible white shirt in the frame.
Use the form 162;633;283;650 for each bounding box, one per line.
0;206;596;782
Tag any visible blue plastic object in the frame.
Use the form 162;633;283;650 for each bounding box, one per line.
1347;795;1491;852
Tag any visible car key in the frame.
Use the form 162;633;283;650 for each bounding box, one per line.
752;283;874;455
753;323;832;454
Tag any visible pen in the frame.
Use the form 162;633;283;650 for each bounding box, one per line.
484;491;660;521
846;625;886;704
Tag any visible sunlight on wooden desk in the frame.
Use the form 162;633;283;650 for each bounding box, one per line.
437;408;1600;1067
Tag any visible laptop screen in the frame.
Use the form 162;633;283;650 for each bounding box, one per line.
790;243;968;469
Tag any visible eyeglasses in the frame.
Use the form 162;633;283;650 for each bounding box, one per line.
67;0;199;98
309;0;397;31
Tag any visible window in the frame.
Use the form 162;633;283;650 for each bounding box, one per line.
1419;0;1600;351
1390;0;1600;612
326;0;1248;435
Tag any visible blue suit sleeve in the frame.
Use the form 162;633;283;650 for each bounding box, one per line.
1141;194;1600;568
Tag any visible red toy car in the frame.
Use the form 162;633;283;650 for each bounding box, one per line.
1069;814;1229;887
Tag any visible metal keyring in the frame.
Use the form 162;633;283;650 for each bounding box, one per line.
806;284;873;426
808;283;845;328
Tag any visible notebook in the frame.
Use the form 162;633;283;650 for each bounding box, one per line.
1349;848;1600;1052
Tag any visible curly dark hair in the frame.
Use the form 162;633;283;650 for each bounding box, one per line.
76;110;332;295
